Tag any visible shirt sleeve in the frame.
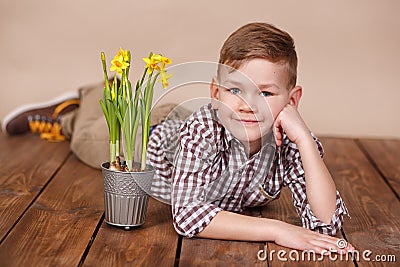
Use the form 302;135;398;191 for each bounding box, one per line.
171;119;223;238
282;133;349;235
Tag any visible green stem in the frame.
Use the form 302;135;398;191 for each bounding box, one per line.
101;52;110;91
141;127;149;170
116;137;120;157
125;101;133;170
110;141;116;163
140;72;159;170
126;159;133;171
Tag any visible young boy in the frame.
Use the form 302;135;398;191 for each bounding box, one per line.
146;22;353;254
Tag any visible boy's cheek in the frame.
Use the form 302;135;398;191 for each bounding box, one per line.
269;100;290;120
271;107;283;121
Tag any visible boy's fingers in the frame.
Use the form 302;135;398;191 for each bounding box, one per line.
319;237;354;254
273;126;282;146
273;116;282;146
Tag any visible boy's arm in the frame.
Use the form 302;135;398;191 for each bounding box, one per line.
296;134;337;223
273;104;336;223
197;210;354;254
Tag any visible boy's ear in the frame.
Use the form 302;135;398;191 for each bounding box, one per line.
289;86;302;108
210;77;220;109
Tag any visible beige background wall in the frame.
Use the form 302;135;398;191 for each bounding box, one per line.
1;0;399;138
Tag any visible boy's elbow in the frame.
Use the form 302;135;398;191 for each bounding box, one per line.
172;218;193;238
172;207;198;238
172;205;221;238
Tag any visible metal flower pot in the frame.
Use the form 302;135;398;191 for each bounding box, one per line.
101;162;154;229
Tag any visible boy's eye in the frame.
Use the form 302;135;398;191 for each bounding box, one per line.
260;91;272;97
229;88;241;95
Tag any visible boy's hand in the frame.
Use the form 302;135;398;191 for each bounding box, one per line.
272;220;355;255
273;103;310;146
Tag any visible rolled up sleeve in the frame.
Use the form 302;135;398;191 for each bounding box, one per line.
283;133;349;236
173;204;222;238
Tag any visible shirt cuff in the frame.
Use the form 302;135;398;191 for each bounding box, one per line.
173;204;223;238
300;190;349;236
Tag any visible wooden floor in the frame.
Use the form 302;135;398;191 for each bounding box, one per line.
0;133;399;266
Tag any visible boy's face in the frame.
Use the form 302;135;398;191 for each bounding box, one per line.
211;58;298;151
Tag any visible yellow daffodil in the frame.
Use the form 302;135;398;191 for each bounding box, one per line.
159;70;172;89
116;47;130;62
143;54;162;74
160;56;171;69
152;54;162;61
110;54;130;75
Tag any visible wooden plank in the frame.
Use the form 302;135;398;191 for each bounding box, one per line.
0;133;70;242
83;198;178;267
261;188;352;266
178;208;266;266
179;238;265;267
321;137;400;266
0;154;104;266
357;138;400;197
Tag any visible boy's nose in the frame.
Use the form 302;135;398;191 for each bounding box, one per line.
238;96;257;113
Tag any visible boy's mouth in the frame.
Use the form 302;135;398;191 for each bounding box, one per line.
236;119;260;124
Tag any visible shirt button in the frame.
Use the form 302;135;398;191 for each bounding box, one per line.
228;196;235;201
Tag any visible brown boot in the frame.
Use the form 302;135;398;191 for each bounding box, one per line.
2;91;80;137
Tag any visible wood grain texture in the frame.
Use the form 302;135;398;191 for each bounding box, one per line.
83;197;178;267
357;138;400;197
321;137;400;267
261;189;351;266
0;134;399;266
0;133;70;242
0;154;104;266
178;208;266;266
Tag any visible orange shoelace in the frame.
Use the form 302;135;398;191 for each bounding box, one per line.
28;99;80;142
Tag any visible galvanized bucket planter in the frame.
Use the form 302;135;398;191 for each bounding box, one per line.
101;162;154;229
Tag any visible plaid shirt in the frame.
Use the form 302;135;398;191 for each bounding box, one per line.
147;104;348;238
